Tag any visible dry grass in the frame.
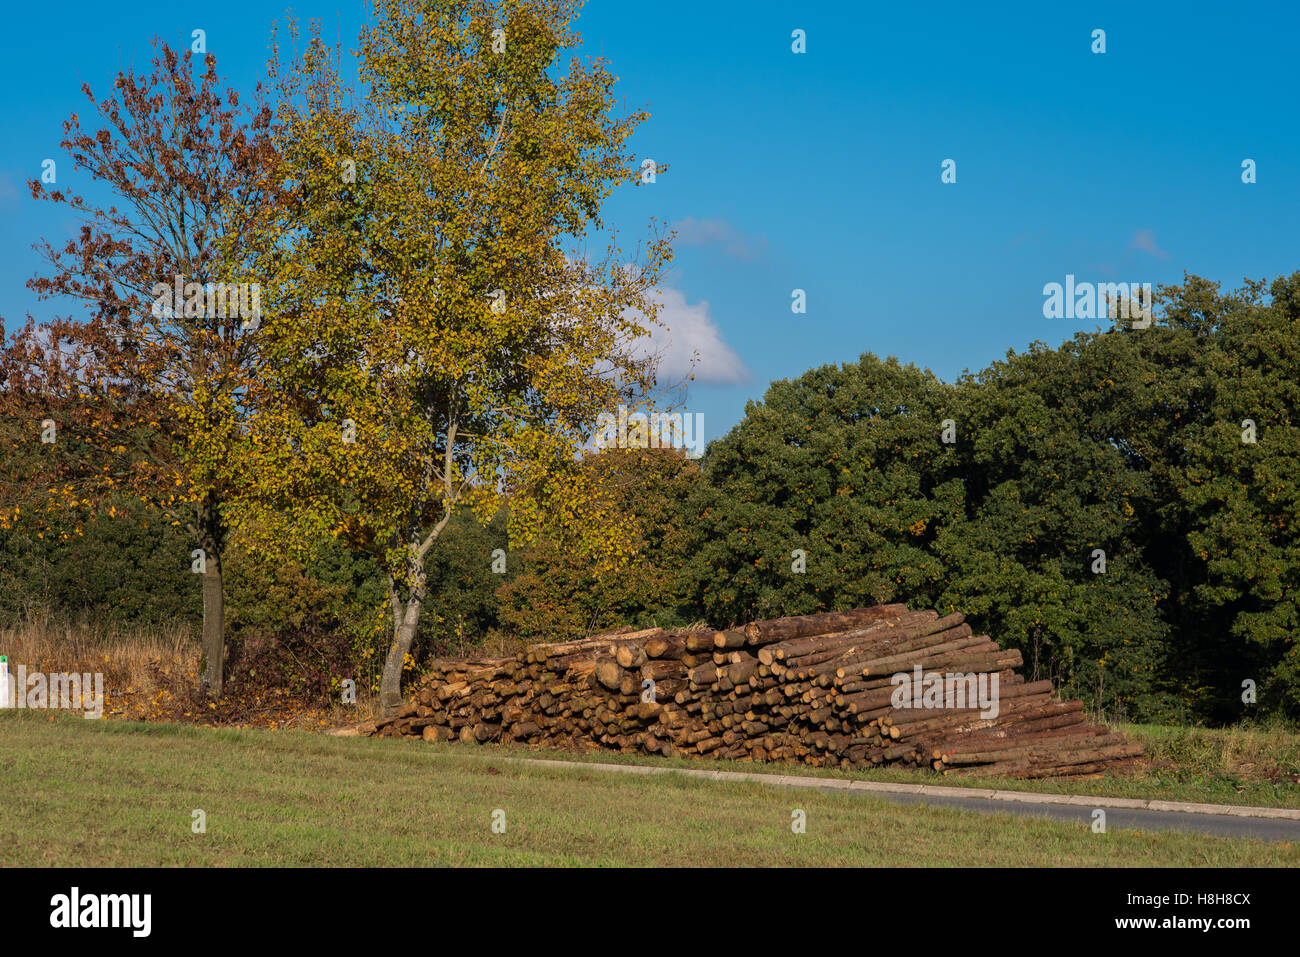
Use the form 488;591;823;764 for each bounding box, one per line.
0;611;194;708
0;612;375;729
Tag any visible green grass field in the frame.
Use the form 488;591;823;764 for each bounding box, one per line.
1;711;1296;866
426;721;1300;810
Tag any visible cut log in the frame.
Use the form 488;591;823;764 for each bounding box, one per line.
378;604;1139;780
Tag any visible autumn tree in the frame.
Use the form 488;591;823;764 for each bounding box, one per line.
238;0;671;711
0;43;278;697
497;447;700;643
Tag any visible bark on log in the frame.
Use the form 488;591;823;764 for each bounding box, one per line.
374;604;1138;780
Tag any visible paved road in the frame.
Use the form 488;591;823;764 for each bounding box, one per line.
833;787;1300;842
463;752;1300;843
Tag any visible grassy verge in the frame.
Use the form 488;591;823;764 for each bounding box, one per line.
1;711;1296;866
1125;721;1300;787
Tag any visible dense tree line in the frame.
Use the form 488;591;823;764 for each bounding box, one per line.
5;272;1297;724
680;273;1300;724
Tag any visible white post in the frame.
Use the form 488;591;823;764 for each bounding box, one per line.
0;655;9;709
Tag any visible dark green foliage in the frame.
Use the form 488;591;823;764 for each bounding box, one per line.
938;340;1176;722
681;354;963;623
220;509;512;689
681;273;1300;723
414;509;511;656
678;350;1174;720
0;496;199;625
1160;275;1300;718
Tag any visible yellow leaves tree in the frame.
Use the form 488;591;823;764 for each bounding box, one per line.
237;0;672;711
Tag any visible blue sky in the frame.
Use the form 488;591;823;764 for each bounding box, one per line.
3;1;1298;443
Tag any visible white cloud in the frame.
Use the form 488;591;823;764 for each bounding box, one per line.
630;285;749;386
673;217;769;262
1129;228;1170;260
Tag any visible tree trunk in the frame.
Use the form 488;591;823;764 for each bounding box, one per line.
196;497;227;701
200;546;225;699
380;592;424;714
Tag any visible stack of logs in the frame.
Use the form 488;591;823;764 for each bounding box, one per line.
367;604;1142;778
